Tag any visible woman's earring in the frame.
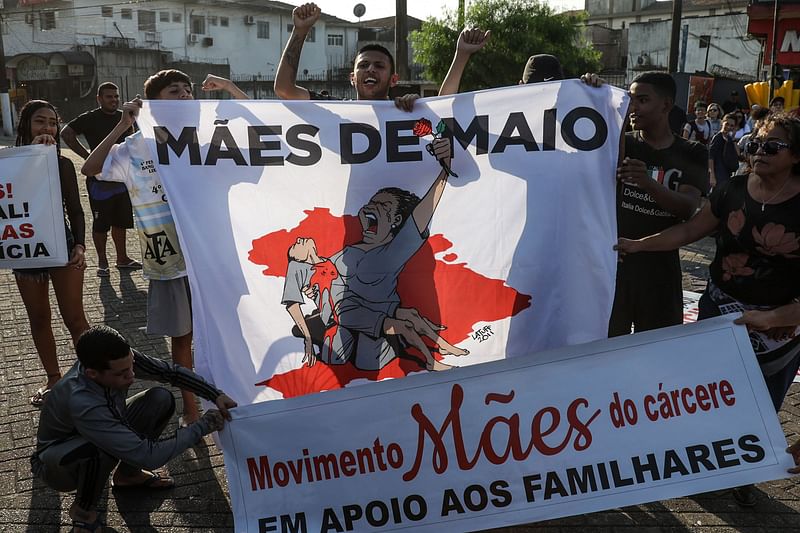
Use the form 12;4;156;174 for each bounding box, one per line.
391;223;397;229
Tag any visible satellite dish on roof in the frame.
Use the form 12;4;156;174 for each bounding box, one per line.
353;3;366;19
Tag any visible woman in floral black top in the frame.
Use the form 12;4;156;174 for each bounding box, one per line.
616;113;800;412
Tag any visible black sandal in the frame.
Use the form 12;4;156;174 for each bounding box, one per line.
31;373;61;407
71;515;104;532
30;387;51;407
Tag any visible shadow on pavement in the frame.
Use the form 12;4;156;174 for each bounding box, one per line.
97;271;148;331
25;477;62;533
113;432;232;531
169;435;233;530
481;500;694;532
689;486;800;528
113;480;173;532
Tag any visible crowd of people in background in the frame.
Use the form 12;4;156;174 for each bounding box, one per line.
3;1;800;530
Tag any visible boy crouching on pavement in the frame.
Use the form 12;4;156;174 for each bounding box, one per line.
31;325;236;532
82;70;247;426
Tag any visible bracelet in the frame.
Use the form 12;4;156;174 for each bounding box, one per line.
74;243;86;251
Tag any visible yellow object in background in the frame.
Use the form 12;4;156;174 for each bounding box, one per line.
744;79;799;110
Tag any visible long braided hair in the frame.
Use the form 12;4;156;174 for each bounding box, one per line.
15;100;62;156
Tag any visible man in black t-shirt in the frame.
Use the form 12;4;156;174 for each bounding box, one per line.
721;90;745;115
609;72;709;337
61;82;139;278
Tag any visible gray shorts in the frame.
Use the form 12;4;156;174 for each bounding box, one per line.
147;276;192;337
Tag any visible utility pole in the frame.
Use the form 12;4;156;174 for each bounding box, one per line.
395;0;409;82
768;0;780;97
0;14;13;137
679;24;689;72
702;35;711;73
668;0;683;73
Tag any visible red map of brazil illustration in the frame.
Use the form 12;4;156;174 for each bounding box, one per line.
248;208;531;398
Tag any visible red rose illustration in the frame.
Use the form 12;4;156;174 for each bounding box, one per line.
752;223;800;256
413;118;433;137
721;253;754;281
727;209;745;237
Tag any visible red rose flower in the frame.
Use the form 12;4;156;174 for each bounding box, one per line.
413;118;433;137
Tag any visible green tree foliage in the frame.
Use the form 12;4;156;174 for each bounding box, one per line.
411;0;601;91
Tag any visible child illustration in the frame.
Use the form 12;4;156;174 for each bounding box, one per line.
282;234;469;370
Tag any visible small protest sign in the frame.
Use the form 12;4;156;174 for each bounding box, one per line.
0;145;68;269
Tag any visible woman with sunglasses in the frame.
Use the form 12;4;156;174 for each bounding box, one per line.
13;100;90;406
617;112;800;405
616;112;800;504
706;104;722;138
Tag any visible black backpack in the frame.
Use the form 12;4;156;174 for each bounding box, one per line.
689;120;710;144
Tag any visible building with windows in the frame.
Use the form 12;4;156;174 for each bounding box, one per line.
1;0;360;118
584;0;757;87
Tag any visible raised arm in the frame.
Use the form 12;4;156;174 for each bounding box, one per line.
60;124;90;159
82;99;139;177
274;3;321;100
201;74;250;100
438;28;491;96
412;137;451;233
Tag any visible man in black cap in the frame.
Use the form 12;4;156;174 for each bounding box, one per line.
722;90;743;115
521;54;564;83
769;96;785;113
438;42;604;93
522;54;604;87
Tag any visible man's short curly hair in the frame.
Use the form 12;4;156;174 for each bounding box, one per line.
143;69;192;99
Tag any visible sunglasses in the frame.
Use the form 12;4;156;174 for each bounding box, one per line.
745;139;790;155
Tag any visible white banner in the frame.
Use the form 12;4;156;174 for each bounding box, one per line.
0;145;68;269
220;316;792;532
136;81;627;405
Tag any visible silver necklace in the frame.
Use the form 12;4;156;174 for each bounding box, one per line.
758;176;792;211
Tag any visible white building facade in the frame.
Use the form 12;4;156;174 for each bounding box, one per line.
627;12;760;80
2;0;360;116
584;0;758;84
3;0;359;79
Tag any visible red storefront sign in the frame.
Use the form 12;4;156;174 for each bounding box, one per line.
748;3;800;66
